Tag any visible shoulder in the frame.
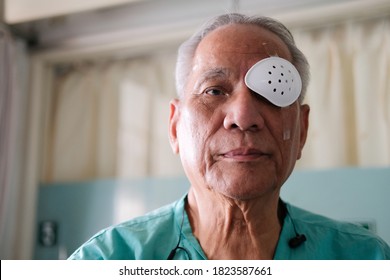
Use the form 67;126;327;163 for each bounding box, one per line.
286;203;390;259
69;199;183;260
288;203;377;238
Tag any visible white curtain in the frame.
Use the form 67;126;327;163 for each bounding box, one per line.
41;52;184;183
41;16;390;183
0;25;29;259
294;16;390;169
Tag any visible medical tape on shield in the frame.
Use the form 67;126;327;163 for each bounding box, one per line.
282;107;291;140
244;57;302;108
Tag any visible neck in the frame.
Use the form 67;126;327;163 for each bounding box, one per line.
186;186;283;260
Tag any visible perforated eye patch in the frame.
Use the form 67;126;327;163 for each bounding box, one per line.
244;57;302;107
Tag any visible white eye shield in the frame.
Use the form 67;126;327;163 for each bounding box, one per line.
245;57;302;107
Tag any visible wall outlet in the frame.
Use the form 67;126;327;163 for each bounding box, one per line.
38;221;58;247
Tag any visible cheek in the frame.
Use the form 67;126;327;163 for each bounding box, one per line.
177;100;225;179
279;107;297;141
279;112;302;172
268;106;301;172
177;106;210;164
279;104;300;140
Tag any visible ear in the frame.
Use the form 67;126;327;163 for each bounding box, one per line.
169;98;181;154
297;104;310;159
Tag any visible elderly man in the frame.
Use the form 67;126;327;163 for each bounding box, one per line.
69;13;390;260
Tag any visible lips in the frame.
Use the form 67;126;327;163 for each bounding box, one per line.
221;148;270;161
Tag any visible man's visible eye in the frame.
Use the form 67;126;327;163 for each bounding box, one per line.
204;87;226;96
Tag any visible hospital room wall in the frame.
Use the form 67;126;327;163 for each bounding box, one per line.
13;0;389;259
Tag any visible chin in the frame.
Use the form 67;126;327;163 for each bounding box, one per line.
207;174;278;201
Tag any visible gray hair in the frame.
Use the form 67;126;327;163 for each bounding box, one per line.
175;13;310;103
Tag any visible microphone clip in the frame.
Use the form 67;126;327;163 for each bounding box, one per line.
288;234;307;248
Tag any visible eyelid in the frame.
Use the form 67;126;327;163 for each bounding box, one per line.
204;86;227;96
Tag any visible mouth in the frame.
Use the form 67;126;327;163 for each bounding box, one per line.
221;148;270;162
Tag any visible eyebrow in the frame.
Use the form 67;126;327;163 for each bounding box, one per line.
193;67;231;91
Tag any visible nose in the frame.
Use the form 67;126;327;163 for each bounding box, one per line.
223;87;265;132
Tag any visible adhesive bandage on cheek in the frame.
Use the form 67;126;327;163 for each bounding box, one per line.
244;57;302;108
281;107;291;141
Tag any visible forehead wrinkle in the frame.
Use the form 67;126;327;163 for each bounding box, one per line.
219;46;288;62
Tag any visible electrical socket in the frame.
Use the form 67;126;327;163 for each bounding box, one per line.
38;221;58;247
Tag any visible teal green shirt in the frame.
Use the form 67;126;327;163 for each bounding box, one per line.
69;195;390;260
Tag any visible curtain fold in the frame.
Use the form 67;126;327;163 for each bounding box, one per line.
294;16;390;169
41;52;183;182
0;25;29;259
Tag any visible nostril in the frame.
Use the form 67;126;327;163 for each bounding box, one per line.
229;122;259;131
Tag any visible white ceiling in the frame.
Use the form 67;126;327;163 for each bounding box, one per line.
6;0;361;24
7;0;390;58
4;0;141;24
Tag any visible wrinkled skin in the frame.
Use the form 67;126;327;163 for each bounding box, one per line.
169;24;310;259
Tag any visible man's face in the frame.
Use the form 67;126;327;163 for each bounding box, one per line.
169;24;309;200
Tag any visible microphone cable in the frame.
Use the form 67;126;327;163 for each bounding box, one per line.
167;205;190;260
167;199;307;259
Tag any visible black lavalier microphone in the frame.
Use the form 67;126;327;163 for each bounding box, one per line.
288;234;307;248
285;201;307;248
